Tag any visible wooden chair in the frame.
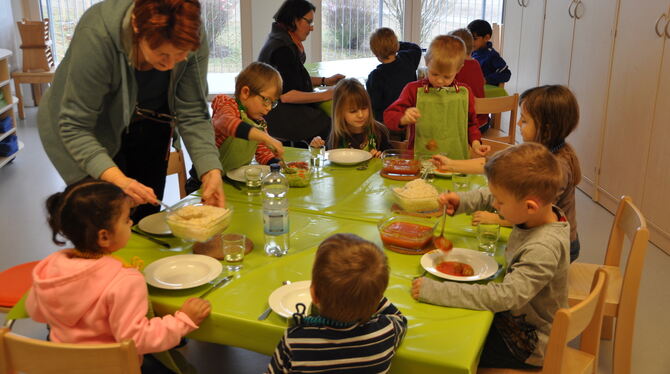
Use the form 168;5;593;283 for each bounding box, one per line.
11;69;55;119
478;268;609;374
567;195;649;374
482;138;512;156
476;93;519;146
167;149;187;199
0;327;141;374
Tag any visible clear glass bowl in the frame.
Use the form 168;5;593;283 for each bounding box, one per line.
283;161;311;188
390;182;440;213
381;149;421;175
166;197;233;242
377;215;437;251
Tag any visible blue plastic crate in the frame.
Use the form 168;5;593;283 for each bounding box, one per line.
0;134;18;157
0;115;13;133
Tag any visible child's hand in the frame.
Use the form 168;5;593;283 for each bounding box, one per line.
411;277;424;300
472;211;503;226
438;192;460;216
264;137;285;159
431;154;453;171
400;107;421;125
310;136;325;148
179;297;211;325
471;141;491;156
370;149;382;158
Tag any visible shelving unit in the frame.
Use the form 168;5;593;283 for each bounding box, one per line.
0;49;21;168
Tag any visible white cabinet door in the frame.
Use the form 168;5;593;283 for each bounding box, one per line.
515;0;547;95
567;0;619;193
539;0;575;85
598;0;667;205
642;32;670;241
502;0;524;95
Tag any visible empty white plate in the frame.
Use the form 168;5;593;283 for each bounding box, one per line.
326;149;372;165
143;254;222;290
421;248;499;282
268;280;312;318
227;165;271;183
138;211;171;236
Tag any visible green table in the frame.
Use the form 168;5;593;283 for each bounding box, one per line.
114;152;511;373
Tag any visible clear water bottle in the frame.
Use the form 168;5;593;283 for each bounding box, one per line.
262;163;290;256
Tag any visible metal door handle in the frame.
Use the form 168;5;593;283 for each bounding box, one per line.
517;0;523;7
522;0;530;7
655;13;667;37
665;19;670;38
574;1;585;19
568;0;576;18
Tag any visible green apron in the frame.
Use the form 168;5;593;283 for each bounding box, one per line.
414;85;470;160
217;107;265;173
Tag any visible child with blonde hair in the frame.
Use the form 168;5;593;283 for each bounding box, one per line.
413;143;570;369
310;78;392;157
27;180;211;370
432;85;582;261
187;62;285;192
268;233;407;373
366;27;422;121
384;35;489;158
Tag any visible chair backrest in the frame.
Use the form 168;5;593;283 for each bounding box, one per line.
475;93;519;145
481;138;512;156
0;327;141;374
16;18;54;72
167;149;187;199
543;268;608;374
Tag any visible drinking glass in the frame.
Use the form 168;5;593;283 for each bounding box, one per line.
452;173;470;191
477;223;500;256
222;233;246;271
309;144;325;170
245;167;262;195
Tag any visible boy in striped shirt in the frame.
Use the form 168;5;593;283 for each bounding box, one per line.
267;234;407;374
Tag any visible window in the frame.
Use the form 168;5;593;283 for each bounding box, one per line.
421;0;503;46
40;0;242;73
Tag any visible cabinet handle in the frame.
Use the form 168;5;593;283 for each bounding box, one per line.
517;0;523;7
568;0;576;18
665;18;670;39
523;0;530;7
656;13;667;37
574;0;585;19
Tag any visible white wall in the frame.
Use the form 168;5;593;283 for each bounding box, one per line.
0;0;20;69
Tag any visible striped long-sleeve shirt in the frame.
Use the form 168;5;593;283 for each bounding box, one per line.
267;298;407;374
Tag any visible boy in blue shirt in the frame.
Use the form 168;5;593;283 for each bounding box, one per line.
467;19;511;86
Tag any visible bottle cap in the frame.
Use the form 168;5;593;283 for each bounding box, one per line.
270;163;280;172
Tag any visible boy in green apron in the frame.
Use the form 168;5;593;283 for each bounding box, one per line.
384;35;491;159
186;62;285;193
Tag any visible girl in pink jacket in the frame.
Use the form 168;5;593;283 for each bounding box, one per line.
26;180;211;368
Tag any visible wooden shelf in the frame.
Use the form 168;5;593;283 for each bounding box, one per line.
0;127;16;142
0;140;23;169
0;97;17;116
0;79;10;89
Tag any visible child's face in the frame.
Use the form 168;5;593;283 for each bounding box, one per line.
426;62;461;88
108;200;133;252
343;105;369;132
488;183;532;226
517;105;538;142
240;86;279;121
472;34;490;51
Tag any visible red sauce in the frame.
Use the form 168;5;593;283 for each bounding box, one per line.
433;236;453;252
380;221;433;249
287;161;309;170
382;158;420;174
436;261;474;276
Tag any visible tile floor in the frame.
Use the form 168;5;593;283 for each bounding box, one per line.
2;108;669;373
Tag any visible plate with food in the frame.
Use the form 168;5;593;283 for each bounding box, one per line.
326;149;372;165
227;164;271;183
137;211;171;236
143;254;223;290
432;168;457;177
268;280;312;318
420;248;499;281
282;161;311;187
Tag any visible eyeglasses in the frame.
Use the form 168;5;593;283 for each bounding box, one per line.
257;93;279;109
301;16;314;26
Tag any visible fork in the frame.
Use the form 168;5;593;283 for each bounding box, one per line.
258;280;291;320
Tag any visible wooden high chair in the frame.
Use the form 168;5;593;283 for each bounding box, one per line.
478;268;609;374
476;93;519;146
167;149;187;199
0;327;141;374
567;195;649;374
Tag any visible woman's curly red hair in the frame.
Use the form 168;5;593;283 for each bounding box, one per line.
133;0;201;51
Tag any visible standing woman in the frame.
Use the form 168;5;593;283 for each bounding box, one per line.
258;0;344;144
38;0;224;221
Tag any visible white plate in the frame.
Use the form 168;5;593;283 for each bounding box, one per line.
326;149;372;165
420;248;499;281
138;211;171;236
433;169;457;177
226;165;271;183
268;280;312;318
143;254;223;290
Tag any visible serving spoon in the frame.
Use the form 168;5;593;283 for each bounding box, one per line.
433;204;453;252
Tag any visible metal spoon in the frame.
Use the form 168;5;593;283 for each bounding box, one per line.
157;200;173;213
258;280;291;320
433;204;452;252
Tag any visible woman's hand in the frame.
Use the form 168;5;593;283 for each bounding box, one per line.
411;277;424;300
438;192;461;216
100;167;157;205
310;136;325;147
370;149;382;158
200;169;225;208
400;107;421;125
471;140;491;157
325;74;345;86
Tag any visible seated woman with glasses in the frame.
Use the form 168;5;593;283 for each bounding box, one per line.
186;62;286;193
258;0;345;145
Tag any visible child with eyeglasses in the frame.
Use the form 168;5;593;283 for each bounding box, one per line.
186;62;285;193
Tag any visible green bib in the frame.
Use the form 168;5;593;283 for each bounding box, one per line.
414;85;470;160
218;107;264;173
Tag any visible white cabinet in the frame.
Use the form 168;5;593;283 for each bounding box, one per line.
502;0;547;95
0;49;21;169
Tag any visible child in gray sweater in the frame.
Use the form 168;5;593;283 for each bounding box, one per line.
412;143;570;369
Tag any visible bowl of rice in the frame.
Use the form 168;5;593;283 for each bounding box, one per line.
391;179;440;213
166;198;233;242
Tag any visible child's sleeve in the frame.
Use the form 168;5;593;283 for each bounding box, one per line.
267;331;292;374
25;288;47;323
484;51;511;86
255;142;279;165
106;272;198;355
465;86;482;145
418;242;561;312
454;188;496;214
383;83;417;131
398;42;423;69
211;95;254;147
376;297;408;349
366;70;386;122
